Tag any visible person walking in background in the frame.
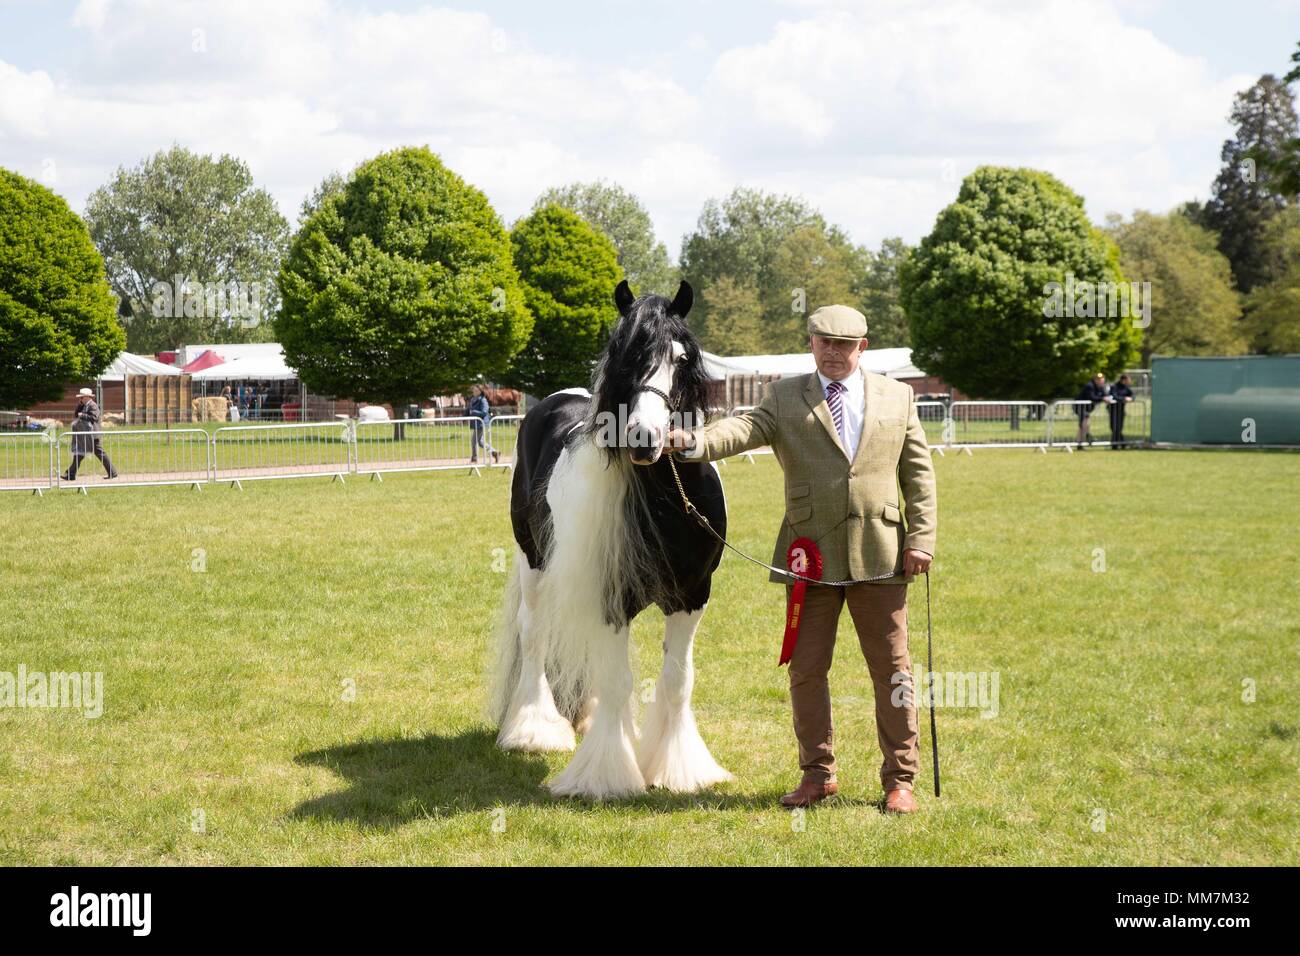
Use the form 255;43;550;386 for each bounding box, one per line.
1108;374;1135;449
468;384;499;464
1074;372;1110;449
61;388;118;481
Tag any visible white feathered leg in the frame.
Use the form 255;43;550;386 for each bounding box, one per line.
637;607;732;791
496;556;576;752
548;624;645;799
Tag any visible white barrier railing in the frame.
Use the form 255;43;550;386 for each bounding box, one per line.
485;415;523;470
56;427;211;489
914;401;949;452
355;416;488;476
5;396;1155;494
1048;399;1148;449
0;431;55;493
212;421;352;486
947;401;1051;451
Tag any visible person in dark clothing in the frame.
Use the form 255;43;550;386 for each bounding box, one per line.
1074;373;1111;449
1108;374;1136;448
62;388;118;480
468;384;499;464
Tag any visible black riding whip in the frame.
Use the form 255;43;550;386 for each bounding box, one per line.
924;569;940;798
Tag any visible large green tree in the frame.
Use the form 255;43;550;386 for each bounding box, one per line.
854;237;913;348
276;147;532;409
0;168;124;409
84;145;289;352
1252;42;1300;198
770;223;858;350
534;181;677;294
680;188;851;353
901;166;1140;399
1196;75;1298;293
698;276;767;356
506;204;620;395
1243;206;1300;352
1106;210;1245;363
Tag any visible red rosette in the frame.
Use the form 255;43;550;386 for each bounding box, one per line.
780;537;822;666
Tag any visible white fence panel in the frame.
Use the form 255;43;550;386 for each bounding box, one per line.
56;427;211;489
914;400;949;451
212;422;352;484
948;401;1051;450
355;416;489;476
485;415;523;470
1049;399;1148;449
0;431;55;492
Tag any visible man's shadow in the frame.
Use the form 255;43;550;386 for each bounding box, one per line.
289;728;793;827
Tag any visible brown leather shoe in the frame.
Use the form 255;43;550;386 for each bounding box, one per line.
779;778;838;808
884;788;918;814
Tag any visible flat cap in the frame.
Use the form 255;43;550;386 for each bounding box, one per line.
808;304;868;340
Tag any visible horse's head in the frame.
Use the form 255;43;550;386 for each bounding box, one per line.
589;279;708;466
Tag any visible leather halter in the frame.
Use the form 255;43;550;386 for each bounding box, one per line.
632;384;674;412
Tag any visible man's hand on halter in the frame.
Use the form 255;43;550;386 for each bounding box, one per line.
664;428;696;452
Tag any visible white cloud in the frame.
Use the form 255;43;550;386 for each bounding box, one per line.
0;0;1261;256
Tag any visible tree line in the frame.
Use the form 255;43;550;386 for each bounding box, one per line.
2;41;1297;410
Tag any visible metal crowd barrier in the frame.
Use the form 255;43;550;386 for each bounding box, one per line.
945;401;1051;452
355;416;490;478
484;415;523;470
57;427;211;490
1;397;1157;495
0;431;56;493
212;421;352;486
1048;399;1148;450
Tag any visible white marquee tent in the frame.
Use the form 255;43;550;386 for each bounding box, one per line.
186;349;298;381
96;351;183;381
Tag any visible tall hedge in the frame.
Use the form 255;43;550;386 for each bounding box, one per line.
507;204;621;395
0;167;124;409
276;147;532;407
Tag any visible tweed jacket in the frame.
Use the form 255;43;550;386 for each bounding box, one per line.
689;368;937;584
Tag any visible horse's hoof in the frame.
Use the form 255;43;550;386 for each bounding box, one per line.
496;712;577;752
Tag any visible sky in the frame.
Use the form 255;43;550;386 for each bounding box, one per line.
1;0;1297;259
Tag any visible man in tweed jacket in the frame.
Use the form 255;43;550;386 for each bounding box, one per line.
668;304;937;812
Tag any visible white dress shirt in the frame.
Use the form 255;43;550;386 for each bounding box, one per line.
817;369;865;461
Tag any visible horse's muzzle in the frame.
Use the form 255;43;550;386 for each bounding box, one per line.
626;422;663;464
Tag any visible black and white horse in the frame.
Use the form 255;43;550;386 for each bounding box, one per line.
489;280;731;799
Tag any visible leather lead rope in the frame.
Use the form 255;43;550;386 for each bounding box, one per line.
666;451;941;798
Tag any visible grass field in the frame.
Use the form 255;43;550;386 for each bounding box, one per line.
0;448;1296;865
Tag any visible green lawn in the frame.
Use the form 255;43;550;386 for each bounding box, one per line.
0;448;1295;865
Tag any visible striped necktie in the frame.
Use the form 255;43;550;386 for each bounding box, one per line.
825;380;846;447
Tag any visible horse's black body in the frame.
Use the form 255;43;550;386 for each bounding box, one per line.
509;282;727;627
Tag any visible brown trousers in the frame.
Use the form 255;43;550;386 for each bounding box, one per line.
787;582;918;792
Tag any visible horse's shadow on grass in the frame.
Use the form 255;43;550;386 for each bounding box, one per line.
289;728;809;828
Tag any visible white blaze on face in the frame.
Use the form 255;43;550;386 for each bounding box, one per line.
626;340;685;463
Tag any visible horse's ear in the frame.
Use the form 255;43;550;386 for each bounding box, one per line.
670;280;693;318
614;279;635;317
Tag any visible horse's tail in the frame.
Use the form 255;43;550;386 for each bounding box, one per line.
486;551;524;728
